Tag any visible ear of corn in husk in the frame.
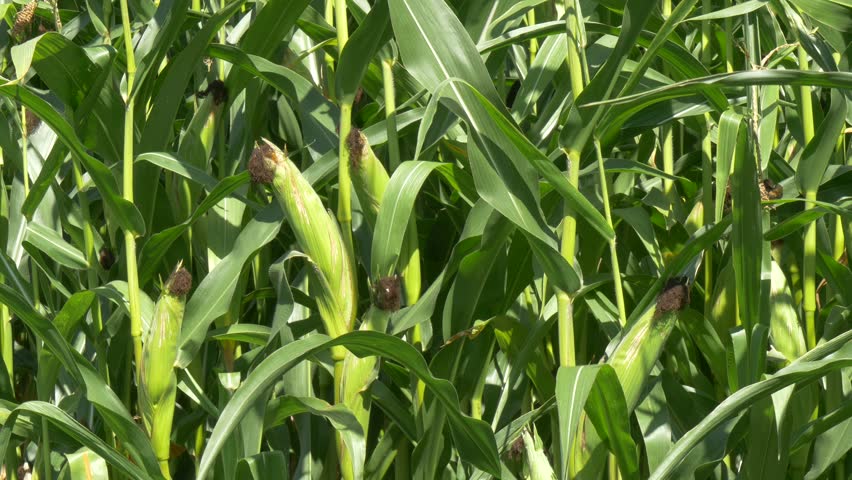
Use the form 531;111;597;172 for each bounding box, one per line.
346;128;421;305
571;279;687;476
140;265;192;478
249;139;357;351
608;278;686;411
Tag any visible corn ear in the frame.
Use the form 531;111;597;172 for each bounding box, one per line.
250;139;357;346
347;128;421;304
571;279;687;476
140;265;191;477
607;278;686;411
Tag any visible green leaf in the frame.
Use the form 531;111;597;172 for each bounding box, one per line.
24;222;88;270
556;366;599;480
0;284;81;380
650;341;852;479
388;0;614;243
0;402;151;480
264;395;365;477
511;32;566;120
139;0;247;151
13;33;123;161
727;111;762;335
336;0;391;101
686;0;768;21
207;44;339;157
236;451;289;480
198;332;501;479
764;200;852;240
63;448;109;480
226;0;312;96
0;82;145;235
388;0;504;108
137;169;251;285
796;89;848;194
177;204;284;368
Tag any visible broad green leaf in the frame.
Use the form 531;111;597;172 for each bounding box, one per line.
0;402;150;480
24;222;88;270
63;448;109;480
137;169;251;285
264;395;364;477
687;0;768;21
511;32;566;120
650;340;852;479
796;89;848;194
198;332;501;479
177;204;284;367
389;0;613;243
0;82;145;235
236;451;289;480
728;111;762;336
13;33;123;161
556;366;597;479
226;0;312;96
336;0;391;101
207;44;339;157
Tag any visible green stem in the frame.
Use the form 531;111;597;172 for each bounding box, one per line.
661;124;675;215
797;47;817;350
0;301;10;390
724;0;733;73
335;0;354;260
382;58;400;173
40;418;51;480
119;0;143;381
700;0;714;316
594;140;626;325
559;0;586;369
21;107;29;196
527;9;538;64
394;438;410;479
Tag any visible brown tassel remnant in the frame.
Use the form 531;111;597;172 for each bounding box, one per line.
12;0;37;39
98;247;115;270
165;266;192;297
346;127;366;170
196;79;228;106
506;435;525;462
655;277;690;318
24;110;41;134
373;275;401;312
759;178;783;201
248;142;279;185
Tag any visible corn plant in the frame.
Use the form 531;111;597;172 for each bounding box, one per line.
0;0;850;479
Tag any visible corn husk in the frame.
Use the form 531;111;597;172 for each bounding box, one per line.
607;279;685;411
572;280;685;476
139;265;191;477
250;139;357;344
347;128;421;305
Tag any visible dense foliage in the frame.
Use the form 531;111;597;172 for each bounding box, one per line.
0;0;850;478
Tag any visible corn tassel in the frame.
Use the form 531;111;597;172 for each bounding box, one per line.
140;265;192;478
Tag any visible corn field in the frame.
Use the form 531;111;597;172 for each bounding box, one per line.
0;0;850;478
